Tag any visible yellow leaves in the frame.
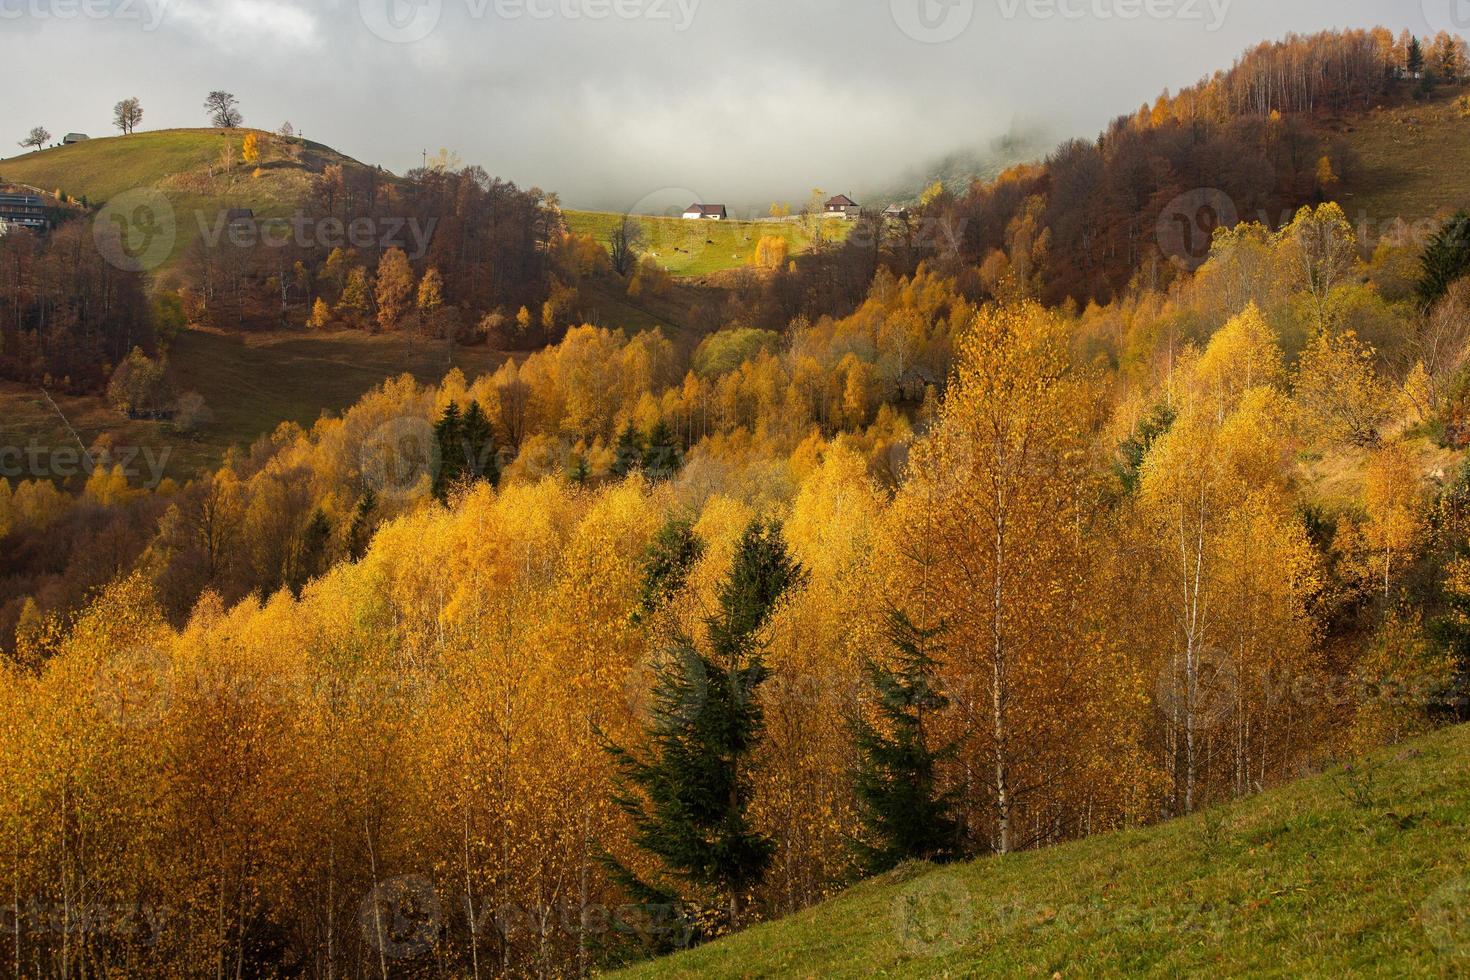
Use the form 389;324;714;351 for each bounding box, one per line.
1293;328;1390;449
1190;303;1284;416
1362;440;1426;583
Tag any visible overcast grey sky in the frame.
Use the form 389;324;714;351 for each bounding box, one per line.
1;0;1463;210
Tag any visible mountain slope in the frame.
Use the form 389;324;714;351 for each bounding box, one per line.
617;723;1470;978
0;128;382;269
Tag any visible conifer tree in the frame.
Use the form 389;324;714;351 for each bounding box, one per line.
1417;211;1470;309
612;422;645;478
432;401;463;502
1408;36;1425;78
851;608;962;873
633;518;704;624
347;487;376;561
606;520;806;934
642;419;682;481
459;399;498;487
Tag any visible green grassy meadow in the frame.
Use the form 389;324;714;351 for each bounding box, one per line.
564;209;851;277
618;723;1470;978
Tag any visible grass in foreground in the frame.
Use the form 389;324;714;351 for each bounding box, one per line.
617;723;1470;978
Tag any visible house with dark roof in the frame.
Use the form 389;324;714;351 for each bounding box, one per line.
62;133;89;145
682;203;728;220
0;193;48;234
825;194;860;219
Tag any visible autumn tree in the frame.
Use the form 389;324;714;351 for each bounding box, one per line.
608;216;643;277
18;126;49;151
204;90;242;128
1276;203;1359;333
374;248;415;331
241;131;261;165
112;97;143;135
1293;328;1389;447
1361;440;1424;600
417;266;445;314
306;296;332;330
887;302;1112;851
336;266;371;327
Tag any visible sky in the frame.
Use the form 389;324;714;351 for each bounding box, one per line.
1;0;1464;212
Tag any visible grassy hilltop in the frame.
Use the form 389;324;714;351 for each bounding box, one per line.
0;128;381;271
618;723;1470;978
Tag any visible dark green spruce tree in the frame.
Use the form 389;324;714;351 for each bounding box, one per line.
605;519;806;941
611;422;645;478
1408;36;1425;78
459;399;499;487
1417;211;1470;309
431;401;463;502
347;487;377;562
850;608;963;873
633;518;704;625
642;419;682;481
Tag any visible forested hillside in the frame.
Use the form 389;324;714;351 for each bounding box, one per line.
3;24;1470;980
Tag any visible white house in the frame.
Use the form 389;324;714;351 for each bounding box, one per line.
682;203;728;220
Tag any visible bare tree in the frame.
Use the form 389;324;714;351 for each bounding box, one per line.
18;126;50;151
607;215;643;277
204;91;242;129
113;97;144;135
